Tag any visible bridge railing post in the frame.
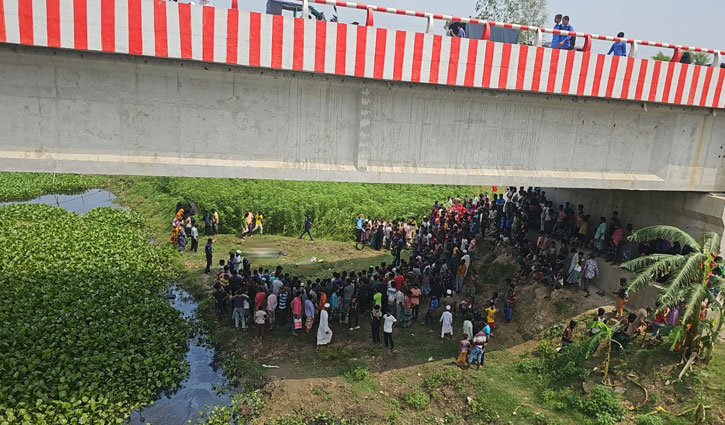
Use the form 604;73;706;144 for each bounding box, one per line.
670;47;682;62
582;34;592;52
365;7;374;26
425;15;435;34
533;28;543;47
628;41;638;58
481;22;491;40
302;0;309;19
712;51;722;67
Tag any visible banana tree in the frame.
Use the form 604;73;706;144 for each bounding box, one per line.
620;226;723;366
585;321;623;384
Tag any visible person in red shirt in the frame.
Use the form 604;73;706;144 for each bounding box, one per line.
393;272;404;291
318;291;328;312
254;289;267;311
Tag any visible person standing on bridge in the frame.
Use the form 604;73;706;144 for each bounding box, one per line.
608;32;627;56
556;16;573;49
551;14;562;49
299;216;314;241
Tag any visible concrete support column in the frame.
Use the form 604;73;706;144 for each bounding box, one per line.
355;87;372;172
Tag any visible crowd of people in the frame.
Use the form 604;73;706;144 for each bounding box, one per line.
171;185;716;370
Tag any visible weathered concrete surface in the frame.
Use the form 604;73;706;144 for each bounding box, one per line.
0;44;724;191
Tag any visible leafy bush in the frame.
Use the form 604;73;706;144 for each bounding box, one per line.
344;366;370;382
635;415;664;425
518;340;588;383
271;412;354;425
582;385;625;425
404;388;430;410
222;355;266;390
0;172;106;201
467;397;502;424
423;367;460;390
0;204;188;423
317;344;352;363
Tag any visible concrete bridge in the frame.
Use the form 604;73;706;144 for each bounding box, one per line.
0;0;724;191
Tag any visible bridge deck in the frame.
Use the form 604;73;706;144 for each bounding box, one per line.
0;0;723;110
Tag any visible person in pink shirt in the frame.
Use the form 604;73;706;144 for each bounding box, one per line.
267;292;277;330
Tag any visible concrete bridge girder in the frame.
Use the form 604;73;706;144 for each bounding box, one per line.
0;44;723;192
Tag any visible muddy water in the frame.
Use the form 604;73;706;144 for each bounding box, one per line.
0;189;120;214
128;287;232;425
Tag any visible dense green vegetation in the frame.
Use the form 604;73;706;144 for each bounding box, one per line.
0;205;188;424
117;176;488;240
0;172;107;201
0;172;491;241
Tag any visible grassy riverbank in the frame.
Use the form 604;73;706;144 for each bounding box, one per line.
179;239;725;425
1;172;723;425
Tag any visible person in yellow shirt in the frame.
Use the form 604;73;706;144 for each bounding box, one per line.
485;301;497;337
253;212;264;235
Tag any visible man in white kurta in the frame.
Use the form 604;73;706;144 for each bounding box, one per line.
440;305;453;339
317;303;332;346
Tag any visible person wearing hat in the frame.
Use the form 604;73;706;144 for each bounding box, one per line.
317;303;332;346
440;305;454;339
442;289;456;315
233;250;241;273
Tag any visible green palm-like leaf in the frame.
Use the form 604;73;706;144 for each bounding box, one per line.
680;284;709;322
658;253;704;307
627;225;701;251
584;331;607;359
702;232;720;255
660;253;703;306
622;255;689;294
620;254;679;273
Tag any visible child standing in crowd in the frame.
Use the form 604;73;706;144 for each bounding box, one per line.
457;335;472;368
614;279;629;319
485;301;497;337
426;295;439;326
254;306;267;341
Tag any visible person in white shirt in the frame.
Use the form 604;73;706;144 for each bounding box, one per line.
233;251;241;273
440;305;454;339
190;224;199;252
382;311;397;351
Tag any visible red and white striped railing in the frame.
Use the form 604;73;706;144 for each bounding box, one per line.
0;0;723;109
296;0;724;62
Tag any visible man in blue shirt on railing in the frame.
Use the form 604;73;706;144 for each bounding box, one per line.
556;16;573;49
551;14;562;48
608;32;627;56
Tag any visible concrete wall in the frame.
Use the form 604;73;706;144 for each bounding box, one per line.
544;189;725;309
0;44;724;191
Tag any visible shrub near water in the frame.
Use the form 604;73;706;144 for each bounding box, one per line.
0;205;188;424
0;172;106;201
